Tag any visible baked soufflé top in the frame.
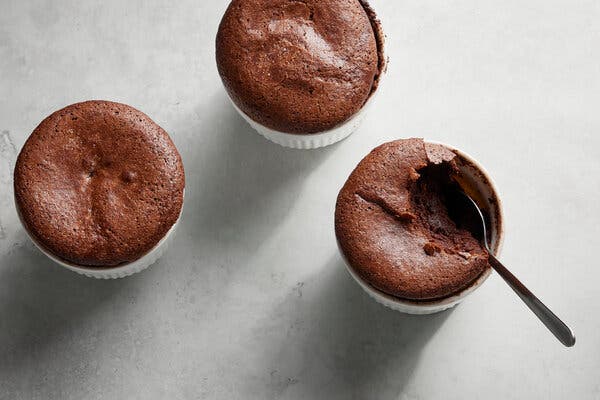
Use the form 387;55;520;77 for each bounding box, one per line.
14;101;185;267
335;138;490;301
216;0;383;134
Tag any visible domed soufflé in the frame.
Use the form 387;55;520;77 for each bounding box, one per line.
216;0;385;134
335;138;491;301
14;100;185;267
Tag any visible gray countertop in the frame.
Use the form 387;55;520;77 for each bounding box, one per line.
1;1;599;399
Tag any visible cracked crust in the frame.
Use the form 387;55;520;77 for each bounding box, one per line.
335;138;490;301
216;0;382;134
14;101;185;267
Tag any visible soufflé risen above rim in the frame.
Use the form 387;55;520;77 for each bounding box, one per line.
216;0;385;134
335;138;495;301
14;100;185;268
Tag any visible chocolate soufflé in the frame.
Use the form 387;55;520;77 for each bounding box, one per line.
14;101;185;267
216;0;385;134
335;138;491;301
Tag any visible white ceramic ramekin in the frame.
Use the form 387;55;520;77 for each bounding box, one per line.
15;194;183;279
229;97;381;149
341;141;505;314
226;5;387;150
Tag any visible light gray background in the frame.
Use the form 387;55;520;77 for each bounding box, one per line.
1;0;599;399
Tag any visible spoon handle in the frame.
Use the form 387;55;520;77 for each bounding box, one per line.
488;254;576;347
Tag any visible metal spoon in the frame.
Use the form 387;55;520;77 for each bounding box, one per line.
458;191;576;347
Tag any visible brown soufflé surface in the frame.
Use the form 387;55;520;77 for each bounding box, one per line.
335;138;490;301
14;101;185;267
216;0;382;134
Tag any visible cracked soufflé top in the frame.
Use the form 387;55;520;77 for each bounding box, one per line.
216;0;384;134
14;101;185;267
335;138;490;301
